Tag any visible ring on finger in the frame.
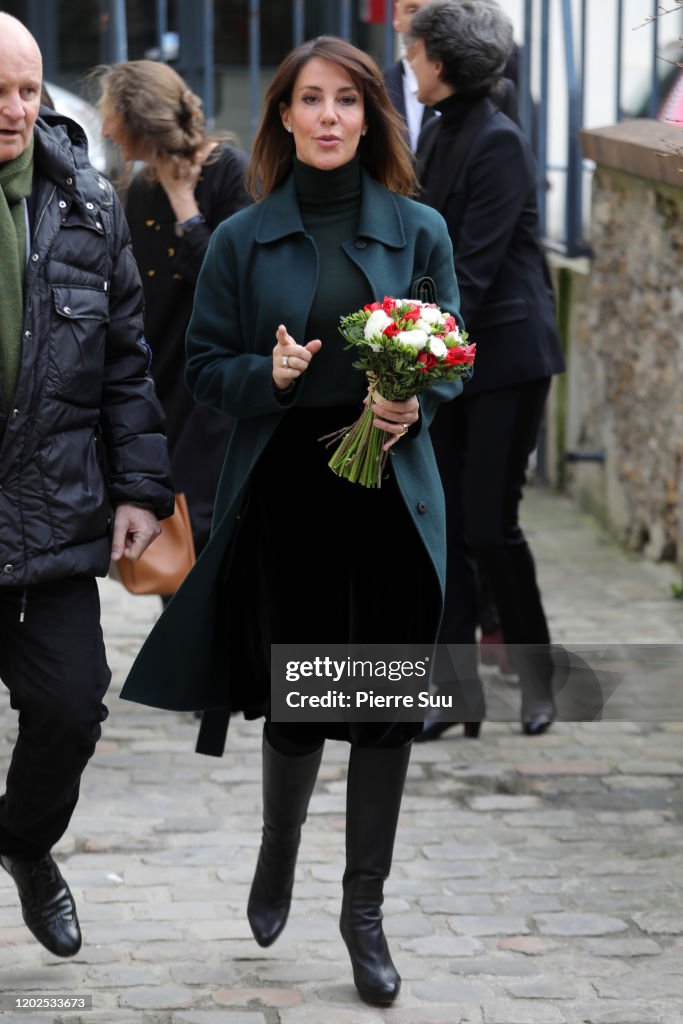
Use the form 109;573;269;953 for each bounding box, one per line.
282;355;289;368
400;423;409;436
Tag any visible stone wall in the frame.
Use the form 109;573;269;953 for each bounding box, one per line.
562;121;683;562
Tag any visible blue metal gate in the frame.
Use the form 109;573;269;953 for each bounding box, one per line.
95;0;683;256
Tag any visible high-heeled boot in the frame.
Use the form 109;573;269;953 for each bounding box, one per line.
415;642;485;742
340;742;411;1005
473;541;555;735
247;734;324;947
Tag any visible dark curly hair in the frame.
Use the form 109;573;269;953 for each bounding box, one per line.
408;0;513;96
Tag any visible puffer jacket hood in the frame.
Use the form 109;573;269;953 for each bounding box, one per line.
0;116;174;588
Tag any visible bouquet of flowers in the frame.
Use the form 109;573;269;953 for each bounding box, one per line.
322;296;476;488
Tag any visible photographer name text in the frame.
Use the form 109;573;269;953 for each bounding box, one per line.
285;690;452;709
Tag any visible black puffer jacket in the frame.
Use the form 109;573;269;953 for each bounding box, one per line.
0;113;174;587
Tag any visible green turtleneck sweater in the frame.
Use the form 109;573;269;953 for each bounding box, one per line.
292;156;371;406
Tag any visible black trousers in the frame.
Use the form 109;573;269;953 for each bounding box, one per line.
0;578;111;858
430;379;552;693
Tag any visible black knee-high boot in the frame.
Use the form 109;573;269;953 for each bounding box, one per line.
340;742;411;1005
247;733;324;947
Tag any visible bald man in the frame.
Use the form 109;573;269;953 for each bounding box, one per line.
0;14;172;956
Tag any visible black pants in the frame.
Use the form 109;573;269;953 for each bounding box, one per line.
430;379;552;689
0;578;111;859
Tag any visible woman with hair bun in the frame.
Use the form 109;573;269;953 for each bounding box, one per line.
98;60;251;567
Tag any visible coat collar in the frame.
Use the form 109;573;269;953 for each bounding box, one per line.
254;167;406;249
31;116;112;211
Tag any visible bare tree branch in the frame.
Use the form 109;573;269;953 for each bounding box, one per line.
635;2;683;29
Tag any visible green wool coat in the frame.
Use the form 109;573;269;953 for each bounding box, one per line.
120;169;465;738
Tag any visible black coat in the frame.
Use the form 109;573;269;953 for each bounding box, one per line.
0;113;173;588
416;95;564;395
124;146;251;552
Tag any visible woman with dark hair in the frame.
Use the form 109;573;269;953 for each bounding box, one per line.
98;61;251;568
121;36;464;1004
407;0;565;739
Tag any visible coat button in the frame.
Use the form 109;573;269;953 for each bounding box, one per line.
24;331;31;340
86;202;94;210
11;409;19;419
58;200;67;209
66;177;73;185
354;239;368;249
3;564;13;574
417;501;427;514
63;306;72;315
31;253;39;262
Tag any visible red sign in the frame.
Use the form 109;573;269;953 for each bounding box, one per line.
361;0;389;24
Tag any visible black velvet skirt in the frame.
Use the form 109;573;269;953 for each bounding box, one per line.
223;405;440;745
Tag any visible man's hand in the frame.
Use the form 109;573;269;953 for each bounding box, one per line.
110;504;162;562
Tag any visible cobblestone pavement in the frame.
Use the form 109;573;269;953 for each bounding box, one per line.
1;487;683;1024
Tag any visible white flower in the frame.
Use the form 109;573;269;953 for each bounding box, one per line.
428;336;447;358
364;309;392;343
444;330;461;345
364;309;393;351
397;329;428;350
419;306;445;325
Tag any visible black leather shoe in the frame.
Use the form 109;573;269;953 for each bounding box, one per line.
1;853;82;957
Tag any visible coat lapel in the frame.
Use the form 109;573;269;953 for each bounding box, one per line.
417;97;497;214
339;171;408;299
254;174;306;242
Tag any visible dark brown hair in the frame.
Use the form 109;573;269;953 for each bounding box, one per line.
246;36;418;199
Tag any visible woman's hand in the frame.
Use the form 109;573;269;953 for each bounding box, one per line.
369;391;420;451
272;324;322;390
156;158;203;223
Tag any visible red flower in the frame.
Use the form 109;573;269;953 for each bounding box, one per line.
383;322;400;337
444;315;457;332
364;301;384;312
402;306;422;324
445;346;470;365
417;351;437;372
382;296;397;313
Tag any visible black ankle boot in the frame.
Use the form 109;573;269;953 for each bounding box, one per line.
340;743;411;1005
247;734;323;947
1;852;81;957
520;645;556;735
415;709;482;742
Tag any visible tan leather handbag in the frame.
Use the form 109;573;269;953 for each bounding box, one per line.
112;493;196;596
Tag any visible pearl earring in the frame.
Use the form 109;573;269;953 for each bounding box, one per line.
361;128;367;136
286;126;293;133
